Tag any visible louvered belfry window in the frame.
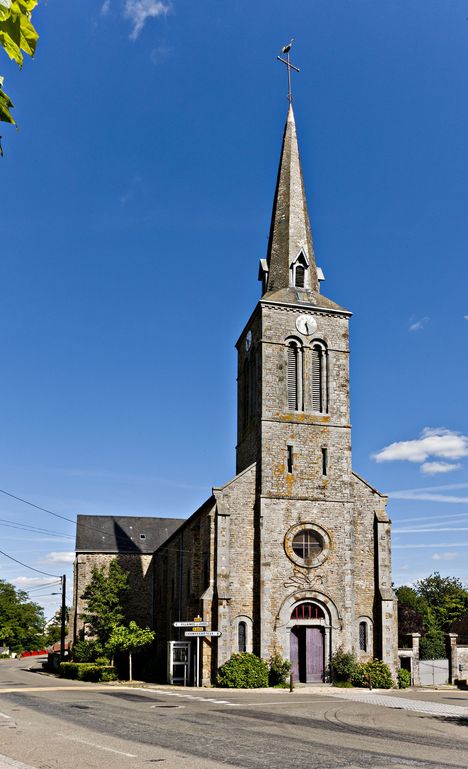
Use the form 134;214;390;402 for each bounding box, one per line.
295;264;305;288
287;342;299;410
312;342;327;412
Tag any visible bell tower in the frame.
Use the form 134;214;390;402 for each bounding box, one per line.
234;95;396;675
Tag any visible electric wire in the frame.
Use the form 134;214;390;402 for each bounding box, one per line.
0;518;74;539
0;487;110;535
0;548;61;578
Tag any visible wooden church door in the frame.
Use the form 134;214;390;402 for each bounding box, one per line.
290;626;324;683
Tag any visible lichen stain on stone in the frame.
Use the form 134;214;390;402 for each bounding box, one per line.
273;463;285;477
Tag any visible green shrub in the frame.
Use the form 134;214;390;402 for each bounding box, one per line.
94;656;110;666
72;640;103;663
59;662;80;679
217;653;268;688
268;654;291;687
352;659;394;689
59;662;117;682
397;668;411;689
329;647;357;683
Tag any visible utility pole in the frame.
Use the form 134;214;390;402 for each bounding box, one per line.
60;574;66;661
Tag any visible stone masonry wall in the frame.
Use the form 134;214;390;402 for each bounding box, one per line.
153;501;215;684
214;463;257;665
72;552;154;642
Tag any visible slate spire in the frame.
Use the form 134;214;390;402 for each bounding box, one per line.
264;105;318;294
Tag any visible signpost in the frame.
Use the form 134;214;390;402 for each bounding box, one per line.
173;617;222;687
173;621;208;628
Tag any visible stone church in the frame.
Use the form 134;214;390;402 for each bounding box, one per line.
72;104;398;685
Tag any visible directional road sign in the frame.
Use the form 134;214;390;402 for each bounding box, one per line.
173;621;208;627
184;631;222;637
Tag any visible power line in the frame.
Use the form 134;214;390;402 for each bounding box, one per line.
0;487;117;536
0;548;61;578
26;581;62;592
0;519;74;539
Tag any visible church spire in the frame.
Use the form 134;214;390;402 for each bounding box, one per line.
262;105;319;295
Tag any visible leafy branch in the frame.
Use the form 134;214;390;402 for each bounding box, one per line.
0;0;39;154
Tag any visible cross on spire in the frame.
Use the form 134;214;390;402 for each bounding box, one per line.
277;39;300;104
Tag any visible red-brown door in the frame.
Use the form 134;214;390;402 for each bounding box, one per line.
305;627;324;682
290;626;324;683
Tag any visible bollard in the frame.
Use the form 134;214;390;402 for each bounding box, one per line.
289;672;294;692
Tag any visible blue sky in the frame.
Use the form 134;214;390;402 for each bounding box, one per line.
1;0;467;619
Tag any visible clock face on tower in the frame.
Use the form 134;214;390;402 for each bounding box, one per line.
295;314;317;336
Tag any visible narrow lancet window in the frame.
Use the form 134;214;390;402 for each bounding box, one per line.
287;444;294;473
359;621;368;652
321;447;328;476
238;621;247;653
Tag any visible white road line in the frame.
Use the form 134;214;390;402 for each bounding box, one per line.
0;712;12;719
238;699;341;706
56;734;137;758
144;688;239;706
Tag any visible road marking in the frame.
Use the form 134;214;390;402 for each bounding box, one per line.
144;688;240;706
238;698;341;706
56;734;137;758
0;712;12;719
0;686;113;694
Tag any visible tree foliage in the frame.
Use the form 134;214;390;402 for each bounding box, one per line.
0;578;45;652
0;0;39;153
106;621;155;681
80;559;129;647
396;573;468;659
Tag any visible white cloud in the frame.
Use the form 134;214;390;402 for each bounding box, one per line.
124;0;170;41
42;552;75;565
432;552;459;561
373;427;468;465
101;0;111;15
464;315;468;321
408;316;429;332
421;461;461;475
389;490;468;503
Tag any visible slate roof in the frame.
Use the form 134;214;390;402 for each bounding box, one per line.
75;515;185;554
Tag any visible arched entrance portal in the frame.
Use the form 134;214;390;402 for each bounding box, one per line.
290;603;325;683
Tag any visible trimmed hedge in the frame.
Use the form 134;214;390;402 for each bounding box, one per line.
217;653;269;688
59;662;117;682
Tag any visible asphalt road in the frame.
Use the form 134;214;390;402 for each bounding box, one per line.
1;659;468;769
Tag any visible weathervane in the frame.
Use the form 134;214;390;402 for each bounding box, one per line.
277;39;300;104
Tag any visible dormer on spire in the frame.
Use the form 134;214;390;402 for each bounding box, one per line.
260;105;319;296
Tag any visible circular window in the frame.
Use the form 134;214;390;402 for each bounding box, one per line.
284;522;330;568
292;530;323;561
